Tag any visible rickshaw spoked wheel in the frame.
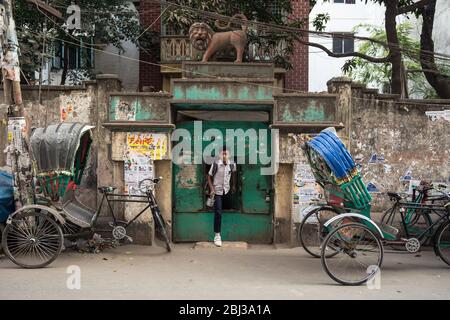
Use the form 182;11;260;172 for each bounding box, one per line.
299;207;341;258
0;223;5;255
321;223;383;286
2;209;64;269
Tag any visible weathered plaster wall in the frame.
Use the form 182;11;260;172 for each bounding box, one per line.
350;86;450;211
0;83;98;208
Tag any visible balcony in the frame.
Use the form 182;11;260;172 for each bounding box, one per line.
160;35;287;64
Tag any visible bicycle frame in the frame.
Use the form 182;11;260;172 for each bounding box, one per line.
398;202;448;241
90;189;158;232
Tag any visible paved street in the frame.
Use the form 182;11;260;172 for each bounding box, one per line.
1;244;449;300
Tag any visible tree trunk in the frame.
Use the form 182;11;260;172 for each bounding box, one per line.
420;0;450;98
385;0;403;96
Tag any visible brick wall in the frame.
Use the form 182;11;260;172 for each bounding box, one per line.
139;0;162;91
285;0;309;92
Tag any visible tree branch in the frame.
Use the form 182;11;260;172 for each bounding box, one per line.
397;0;432;15
298;39;391;63
407;68;450;76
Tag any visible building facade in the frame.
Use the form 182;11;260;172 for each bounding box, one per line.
308;0;385;92
2;65;448;246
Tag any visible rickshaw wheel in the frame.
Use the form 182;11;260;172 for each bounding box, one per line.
299;207;340;258
0;223;5;255
321;223;383;286
2;210;64;269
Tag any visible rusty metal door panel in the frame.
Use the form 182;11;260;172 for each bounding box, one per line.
241;164;271;214
173;120;273;243
174;164;204;212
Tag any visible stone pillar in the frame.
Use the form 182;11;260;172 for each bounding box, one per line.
273;163;294;245
154;160;172;241
95;75;122;216
327;77;353;147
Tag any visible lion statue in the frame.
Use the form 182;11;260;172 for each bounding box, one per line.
189;14;248;63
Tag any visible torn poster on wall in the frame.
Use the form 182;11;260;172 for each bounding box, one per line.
366;182;380;193
115;100;137;121
60;94;92;122
425;110;450;122
124;132;168;161
124;155;154;196
368;153;385;164
293;163;322;223
6;117;27;166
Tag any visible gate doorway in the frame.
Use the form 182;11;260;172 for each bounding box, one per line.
172;117;273;243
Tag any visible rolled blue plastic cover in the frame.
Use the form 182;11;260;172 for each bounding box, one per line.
307;128;357;180
0;171;14;223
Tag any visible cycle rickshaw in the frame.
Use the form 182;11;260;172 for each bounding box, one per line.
300;128;450;285
1;123;171;269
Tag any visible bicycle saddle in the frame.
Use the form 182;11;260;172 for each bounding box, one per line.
387;192;402;201
98;186;117;193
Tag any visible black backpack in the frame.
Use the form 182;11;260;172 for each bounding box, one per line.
209;161;236;177
205;161;236;194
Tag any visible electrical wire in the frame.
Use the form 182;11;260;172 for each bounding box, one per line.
35;0;450;68
16;26;450;108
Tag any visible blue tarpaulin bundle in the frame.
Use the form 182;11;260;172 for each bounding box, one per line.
307;128;357;181
0;171;14;223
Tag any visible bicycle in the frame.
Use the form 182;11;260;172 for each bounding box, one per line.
381;183;449;247
300;128;450;285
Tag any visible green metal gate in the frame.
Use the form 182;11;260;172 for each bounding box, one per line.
173;121;273;243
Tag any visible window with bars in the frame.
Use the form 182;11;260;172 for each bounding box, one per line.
51;40;94;70
332;33;354;54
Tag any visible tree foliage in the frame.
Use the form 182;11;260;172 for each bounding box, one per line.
310;0;448;98
14;0;141;84
343;23;441;98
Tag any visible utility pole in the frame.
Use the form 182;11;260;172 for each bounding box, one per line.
0;0;33;209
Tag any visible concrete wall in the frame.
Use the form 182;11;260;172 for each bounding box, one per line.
326;77;450;212
348;83;450;211
0;83;99;208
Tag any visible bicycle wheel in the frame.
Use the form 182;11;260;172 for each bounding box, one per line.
2;210;63;268
153;211;171;252
435;220;450;266
321;223;383;286
299;207;340;258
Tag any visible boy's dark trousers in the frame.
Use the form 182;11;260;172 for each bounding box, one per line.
213;192;231;233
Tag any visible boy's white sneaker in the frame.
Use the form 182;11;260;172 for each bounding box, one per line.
214;233;222;247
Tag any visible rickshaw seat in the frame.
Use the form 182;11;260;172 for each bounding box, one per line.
387;192;402;201
61;185;95;228
98;186;117;193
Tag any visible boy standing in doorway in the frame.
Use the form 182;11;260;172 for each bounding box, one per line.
207;147;236;247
